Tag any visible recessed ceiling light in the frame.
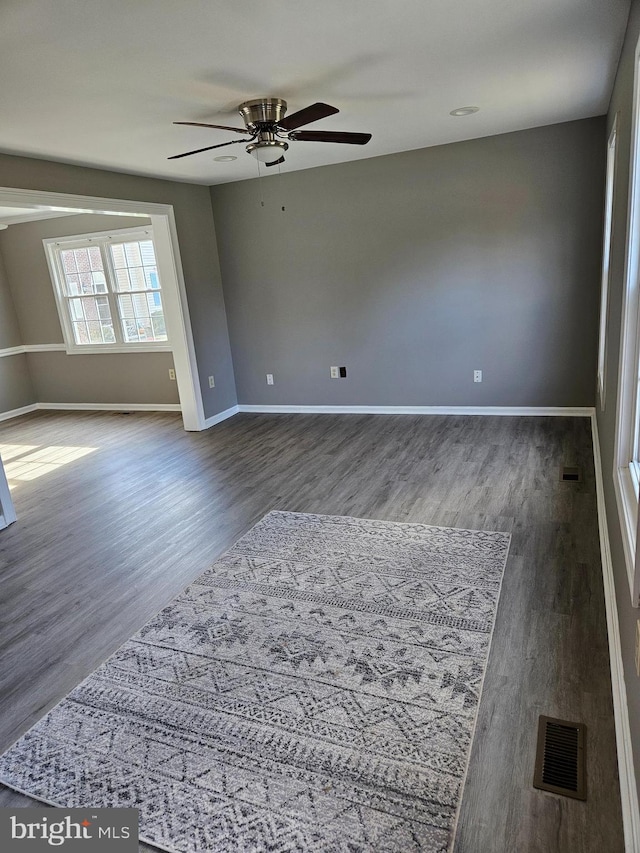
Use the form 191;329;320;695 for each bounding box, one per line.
450;106;480;117
214;155;238;162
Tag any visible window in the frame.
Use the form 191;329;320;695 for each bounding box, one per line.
597;115;618;410
44;227;170;353
615;44;640;605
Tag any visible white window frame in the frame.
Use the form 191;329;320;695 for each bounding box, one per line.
597;114;618;410
614;38;640;606
44;226;172;355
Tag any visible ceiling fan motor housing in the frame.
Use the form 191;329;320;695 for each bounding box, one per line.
238;98;287;130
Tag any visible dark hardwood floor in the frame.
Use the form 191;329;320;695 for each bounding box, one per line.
0;410;623;851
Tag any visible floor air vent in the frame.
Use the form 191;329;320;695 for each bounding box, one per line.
560;466;582;482
533;715;586;800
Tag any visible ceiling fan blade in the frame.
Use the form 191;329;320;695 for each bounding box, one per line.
289;130;372;145
265;156;286;168
168;138;249;160
173;121;251;134
277;102;339;131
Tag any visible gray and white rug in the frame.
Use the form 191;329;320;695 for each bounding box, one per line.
0;511;510;852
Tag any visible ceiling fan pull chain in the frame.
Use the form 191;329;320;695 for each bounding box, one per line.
256;159;265;207
277;160;285;211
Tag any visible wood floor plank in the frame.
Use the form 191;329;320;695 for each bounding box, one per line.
0;410;623;852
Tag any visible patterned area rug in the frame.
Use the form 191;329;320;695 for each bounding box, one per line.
0;511;510;852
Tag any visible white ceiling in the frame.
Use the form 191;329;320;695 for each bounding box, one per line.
0;0;630;186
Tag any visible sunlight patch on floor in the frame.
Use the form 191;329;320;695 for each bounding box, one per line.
0;444;97;488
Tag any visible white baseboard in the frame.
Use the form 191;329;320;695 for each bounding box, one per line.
202;405;240;429
37;402;182;413
238;404;594;417
0;402;595;425
591;413;640;852
0;403;38;422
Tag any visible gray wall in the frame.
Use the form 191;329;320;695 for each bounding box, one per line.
0;354;35;414
0;153;237;418
596;0;640;797
211;118;605;407
0;213;178;406
0;245;22;349
26;351;177;405
0;244;35;413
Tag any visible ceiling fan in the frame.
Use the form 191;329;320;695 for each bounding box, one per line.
169;98;372;166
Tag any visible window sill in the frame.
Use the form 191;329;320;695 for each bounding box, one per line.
63;345;172;355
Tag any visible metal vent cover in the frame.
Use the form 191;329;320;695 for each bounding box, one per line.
560;466;582;482
533;715;586;800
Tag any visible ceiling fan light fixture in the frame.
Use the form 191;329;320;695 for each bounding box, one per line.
246;140;289;164
450;106;480;117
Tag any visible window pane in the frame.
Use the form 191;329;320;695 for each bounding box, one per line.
87;321;104;343
110;244;127;269
67;296;114;345
74;248;91;272
110;240;161;292
117;292;167;342
129;266;146;289
139;240;156;265
124;243;142;267
132;293;148;315
72;321;89;345
96;296;111;320
61;250;78;275
118;293;134;318
151;314;167;338
92;271;107;292
88;246;102;271
60;247;105;297
115;269;131;291
66;276;80;296
69;298;84;320
79;273;94;294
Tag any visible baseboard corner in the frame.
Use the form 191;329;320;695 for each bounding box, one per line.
202;405;239;429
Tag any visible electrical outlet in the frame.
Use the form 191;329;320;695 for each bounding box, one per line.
168;368;176;380
266;373;274;385
473;369;482;383
330;366;339;379
208;375;215;388
636;621;640;676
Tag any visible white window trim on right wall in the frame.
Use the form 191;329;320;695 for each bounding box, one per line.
614;37;640;606
597;113;618;410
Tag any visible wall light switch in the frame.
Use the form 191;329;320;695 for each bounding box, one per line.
266;373;274;385
208;375;215;388
330;366;339;379
168;369;176;380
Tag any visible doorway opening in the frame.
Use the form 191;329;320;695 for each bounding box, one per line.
0;187;205;431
